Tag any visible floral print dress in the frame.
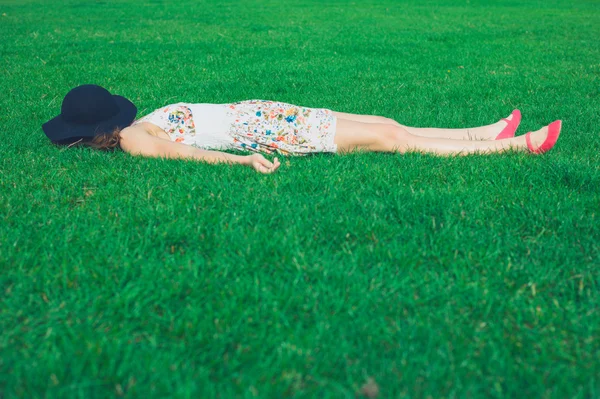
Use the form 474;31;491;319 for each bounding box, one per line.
133;100;338;156
226;100;338;155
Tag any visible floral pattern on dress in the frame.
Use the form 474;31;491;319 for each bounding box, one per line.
135;104;196;143
226;100;336;156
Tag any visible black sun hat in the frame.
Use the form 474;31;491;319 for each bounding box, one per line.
42;84;137;144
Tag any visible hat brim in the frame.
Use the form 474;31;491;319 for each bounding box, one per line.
42;95;138;143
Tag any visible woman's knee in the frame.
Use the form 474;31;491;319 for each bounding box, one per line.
377;125;412;151
383;124;410;140
372;116;400;126
382;117;401;126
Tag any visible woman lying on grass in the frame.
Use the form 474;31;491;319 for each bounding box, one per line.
43;85;562;174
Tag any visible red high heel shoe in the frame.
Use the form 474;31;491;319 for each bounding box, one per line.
495;109;522;140
525;120;562;154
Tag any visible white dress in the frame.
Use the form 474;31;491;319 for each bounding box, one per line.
133;100;338;156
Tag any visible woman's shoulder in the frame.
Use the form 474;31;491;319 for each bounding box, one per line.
121;121;169;141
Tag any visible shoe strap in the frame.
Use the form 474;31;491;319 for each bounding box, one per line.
525;132;536;153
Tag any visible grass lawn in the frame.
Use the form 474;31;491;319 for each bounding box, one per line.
1;0;599;397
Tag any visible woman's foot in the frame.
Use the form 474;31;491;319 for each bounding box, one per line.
525;120;562;154
495;109;521;140
469;110;521;140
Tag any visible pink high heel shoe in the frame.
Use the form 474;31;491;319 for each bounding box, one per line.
525;120;562;154
495;109;522;140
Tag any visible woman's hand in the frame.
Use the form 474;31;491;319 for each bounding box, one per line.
245;154;281;174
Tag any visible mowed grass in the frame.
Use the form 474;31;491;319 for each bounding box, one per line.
1;0;599;397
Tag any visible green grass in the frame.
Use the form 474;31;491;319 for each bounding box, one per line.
1;0;600;397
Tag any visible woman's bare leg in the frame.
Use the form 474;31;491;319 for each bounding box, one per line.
331;111;516;140
333;118;549;156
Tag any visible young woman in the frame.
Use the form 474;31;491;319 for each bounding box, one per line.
42;85;562;174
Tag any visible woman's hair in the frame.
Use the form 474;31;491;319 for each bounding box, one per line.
65;128;122;151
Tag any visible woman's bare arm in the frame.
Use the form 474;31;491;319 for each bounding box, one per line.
119;124;280;173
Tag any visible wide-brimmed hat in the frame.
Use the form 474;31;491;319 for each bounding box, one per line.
42;84;137;144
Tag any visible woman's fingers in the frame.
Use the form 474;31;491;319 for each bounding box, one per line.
251;155;282;174
253;161;271;174
259;156;274;169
